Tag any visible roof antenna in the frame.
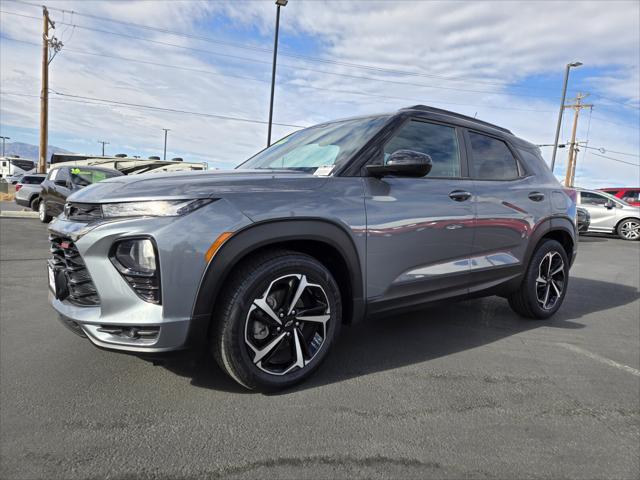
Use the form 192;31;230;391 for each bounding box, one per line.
474;112;478;118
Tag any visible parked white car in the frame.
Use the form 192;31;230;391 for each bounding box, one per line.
576;188;640;240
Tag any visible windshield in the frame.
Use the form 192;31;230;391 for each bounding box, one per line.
238;116;389;174
70;168;121;187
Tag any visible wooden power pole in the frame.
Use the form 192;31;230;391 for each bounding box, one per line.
38;7;62;174
563;93;593;187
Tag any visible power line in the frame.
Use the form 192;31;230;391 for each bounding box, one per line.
1;90;307;128
589;152;640;167
2;35;563;115
582;145;640;158
0;9;562;100
0;0;570;93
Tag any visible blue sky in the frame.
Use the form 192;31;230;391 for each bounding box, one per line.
1;0;638;188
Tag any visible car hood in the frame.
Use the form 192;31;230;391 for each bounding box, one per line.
68;169;327;203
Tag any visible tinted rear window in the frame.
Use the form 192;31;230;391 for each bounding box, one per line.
22;176;45;184
468;132;519;180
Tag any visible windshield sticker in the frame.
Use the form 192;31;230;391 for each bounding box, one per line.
313;165;334;176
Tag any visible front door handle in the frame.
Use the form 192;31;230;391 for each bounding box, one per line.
449;190;472;202
528;191;545;202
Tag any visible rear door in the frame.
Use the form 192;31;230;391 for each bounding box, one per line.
49;167;72;215
465;130;546;293
364;118;475;311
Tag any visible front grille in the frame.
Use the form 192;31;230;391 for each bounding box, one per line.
65;202;103;222
50;234;100;306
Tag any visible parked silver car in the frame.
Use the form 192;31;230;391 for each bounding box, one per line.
576;188;640;240
14;174;46;210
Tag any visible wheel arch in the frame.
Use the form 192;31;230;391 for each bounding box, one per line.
525;216;576;268
615;216;640;239
187;219;366;348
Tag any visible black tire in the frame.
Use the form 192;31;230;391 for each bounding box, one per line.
212;249;342;391
508;239;569;319
38;200;52;223
616;218;640;241
29;196;40;211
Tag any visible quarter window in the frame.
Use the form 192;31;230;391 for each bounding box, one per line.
468;132;519;180
383;120;461;177
580;191;609;206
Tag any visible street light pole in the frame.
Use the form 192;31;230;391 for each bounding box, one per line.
0;136;9;156
162;128;170;160
550;61;582;172
267;0;288;147
98;140;109;156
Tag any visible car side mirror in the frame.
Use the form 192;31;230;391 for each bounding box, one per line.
54;179;69;188
366;150;433;178
604;200;615;209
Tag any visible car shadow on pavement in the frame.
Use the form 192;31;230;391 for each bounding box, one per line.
151;276;638;394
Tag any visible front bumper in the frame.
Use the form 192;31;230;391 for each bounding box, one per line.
47;199;252;353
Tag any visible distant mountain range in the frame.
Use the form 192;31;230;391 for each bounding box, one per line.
2;141;74;161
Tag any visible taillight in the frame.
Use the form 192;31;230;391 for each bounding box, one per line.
15;184;22;191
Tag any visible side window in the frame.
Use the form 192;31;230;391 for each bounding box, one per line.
622;189;639;203
468;131;519;180
383;120;461;177
580;191;609;206
56;168;70;183
48;169;59;181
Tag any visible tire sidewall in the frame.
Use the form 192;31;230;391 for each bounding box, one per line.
223;255;341;390
523;240;569;319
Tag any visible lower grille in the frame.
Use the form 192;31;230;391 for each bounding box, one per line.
50;234;100;306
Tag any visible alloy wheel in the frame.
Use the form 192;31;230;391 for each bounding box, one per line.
620;220;640;240
535;251;565;310
244;274;331;376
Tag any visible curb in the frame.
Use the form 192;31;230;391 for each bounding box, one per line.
0;210;40;219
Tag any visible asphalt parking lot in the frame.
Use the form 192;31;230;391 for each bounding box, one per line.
1;217;638;479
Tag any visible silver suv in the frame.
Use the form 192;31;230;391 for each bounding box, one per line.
576;188;640;240
48;105;577;390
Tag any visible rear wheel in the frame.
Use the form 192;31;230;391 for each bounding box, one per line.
508;239;569;319
38;200;52;223
30;196;40;211
213;250;341;391
617;219;640;241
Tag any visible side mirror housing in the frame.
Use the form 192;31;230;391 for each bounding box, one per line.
604;200;615;209
366;150;433;178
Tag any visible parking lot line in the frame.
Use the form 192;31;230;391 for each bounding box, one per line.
558;342;640;377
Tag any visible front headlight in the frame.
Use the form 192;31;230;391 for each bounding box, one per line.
101;198;214;218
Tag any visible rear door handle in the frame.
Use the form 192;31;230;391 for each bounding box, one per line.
528;191;545;202
449;190;472;202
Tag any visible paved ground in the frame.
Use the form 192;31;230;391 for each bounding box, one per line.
1;218;638;479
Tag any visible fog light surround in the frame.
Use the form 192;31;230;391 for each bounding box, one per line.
110;237;161;304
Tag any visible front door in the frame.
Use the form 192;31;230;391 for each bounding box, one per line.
364;118;475;313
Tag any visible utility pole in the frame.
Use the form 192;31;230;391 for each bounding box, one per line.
563;93;593;187
98;140;109;156
0;136;9;156
38;7;62;174
162;128;170;160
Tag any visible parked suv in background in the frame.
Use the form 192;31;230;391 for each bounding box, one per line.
39;165;123;223
14;174;46;210
577;188;640;240
600;187;640;207
48;105;577;390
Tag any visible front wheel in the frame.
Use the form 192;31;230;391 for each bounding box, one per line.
38;200;52;223
213;250;341;391
617;219;640;241
508;239;569;319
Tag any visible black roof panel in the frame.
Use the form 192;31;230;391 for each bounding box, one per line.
399;105;512;135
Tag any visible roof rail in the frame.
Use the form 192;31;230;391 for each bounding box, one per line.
400;105;512;134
